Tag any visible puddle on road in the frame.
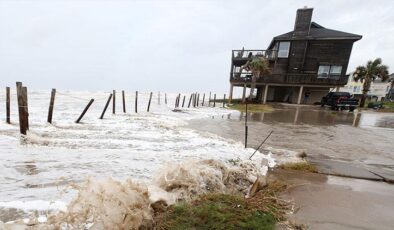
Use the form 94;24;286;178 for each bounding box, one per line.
212;106;394;129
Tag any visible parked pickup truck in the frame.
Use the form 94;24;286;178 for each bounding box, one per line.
320;92;359;111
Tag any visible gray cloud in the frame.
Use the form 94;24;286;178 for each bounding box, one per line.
0;0;393;93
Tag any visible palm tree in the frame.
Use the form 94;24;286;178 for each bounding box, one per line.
353;58;389;107
240;57;271;100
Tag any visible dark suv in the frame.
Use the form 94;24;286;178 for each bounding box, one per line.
321;92;359;111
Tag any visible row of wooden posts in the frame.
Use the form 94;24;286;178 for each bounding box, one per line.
4;82;227;135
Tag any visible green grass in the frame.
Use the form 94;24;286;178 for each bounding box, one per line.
381;101;394;112
279;162;318;173
227;103;274;113
155;193;277;230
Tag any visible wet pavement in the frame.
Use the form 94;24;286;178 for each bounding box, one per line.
273;169;394;230
188;104;394;181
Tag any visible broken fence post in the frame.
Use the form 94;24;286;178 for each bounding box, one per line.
100;94;113;119
147;92;153;112
6;87;10;124
202;93;205;106
197;94;200;107
135;91;138;113
182;95;186;107
208;92;211;106
165;93;167;104
76;99;94;123
47;88;56;124
112;90;116;114
122;90;126;113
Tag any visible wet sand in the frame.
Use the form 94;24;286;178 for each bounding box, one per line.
188;104;394;229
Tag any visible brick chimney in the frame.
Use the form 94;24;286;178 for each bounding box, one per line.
293;7;313;36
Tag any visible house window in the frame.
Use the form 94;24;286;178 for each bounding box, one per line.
318;65;330;78
330;66;342;76
277;42;290;58
318;65;343;78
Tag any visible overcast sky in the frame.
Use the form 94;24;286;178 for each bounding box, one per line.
0;0;393;93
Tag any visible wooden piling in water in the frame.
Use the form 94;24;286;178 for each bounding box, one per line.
188;94;193;108
6;87;10;124
208;92;211;106
193;93;196;107
174;94;178;108
213;94;216;107
165;93;167;104
100;94;113;119
122;90;126;113
147;92;153;112
182;95;186;107
112;90;116;114
223;94;226;107
202;93;205;106
197;94;200;107
16;82;26;134
158;92;161;105
177;93;181;107
22;86;29;130
47;88;56;124
135;91;138;113
76;99;94;123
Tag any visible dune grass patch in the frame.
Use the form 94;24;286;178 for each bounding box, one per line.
227;103;274;113
279;162;317;173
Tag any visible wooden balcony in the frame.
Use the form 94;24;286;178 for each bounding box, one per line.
230;72;348;86
232;49;277;66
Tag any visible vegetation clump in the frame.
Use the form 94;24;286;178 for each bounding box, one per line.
279;162;317;173
154;180;295;230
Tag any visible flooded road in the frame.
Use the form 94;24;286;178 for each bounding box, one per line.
188;104;394;175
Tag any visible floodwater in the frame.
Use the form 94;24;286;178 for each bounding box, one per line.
0;90;281;224
215;104;394;128
189;104;394;171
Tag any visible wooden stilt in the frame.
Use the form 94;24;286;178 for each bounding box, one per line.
6;87;10;124
188;94;193;108
76;99;94;123
47;88;56;123
100;94;113;119
16;82;27;134
22;87;29;130
135;91;138;113
112;90;116;114
122;90;126;113
147;92;153;112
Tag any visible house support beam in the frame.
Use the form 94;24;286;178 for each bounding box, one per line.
229;84;234;104
242;84;246;103
263;84;269;104
297;85;304;104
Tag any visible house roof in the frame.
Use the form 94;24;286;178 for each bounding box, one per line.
268;21;362;49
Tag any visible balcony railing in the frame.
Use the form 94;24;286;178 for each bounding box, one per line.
232;49;277;61
230;72;348;86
